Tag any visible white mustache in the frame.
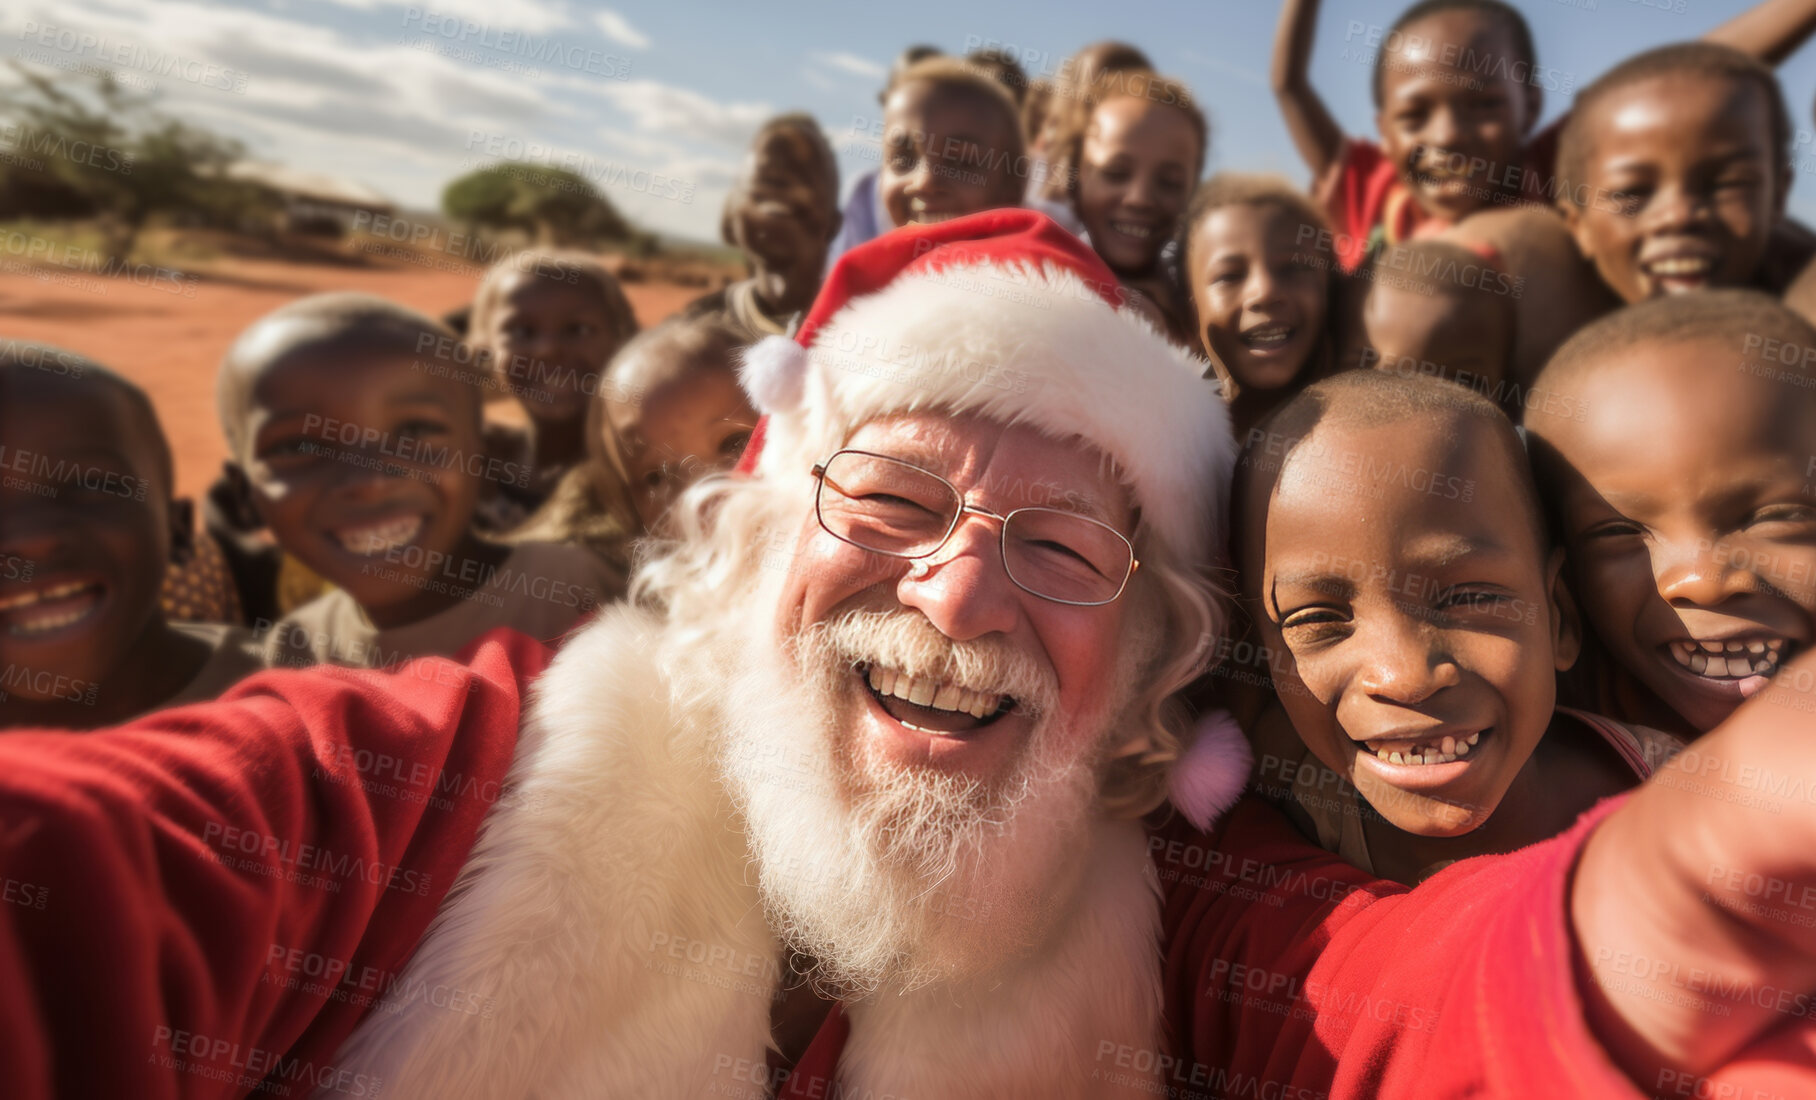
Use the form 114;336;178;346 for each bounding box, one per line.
801;608;1060;723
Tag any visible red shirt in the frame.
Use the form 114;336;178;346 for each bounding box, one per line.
1317;121;1564;272
784;797;1816;1098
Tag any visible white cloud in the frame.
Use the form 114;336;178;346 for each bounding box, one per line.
596;79;771;149
591;9;650;50
812;50;884;80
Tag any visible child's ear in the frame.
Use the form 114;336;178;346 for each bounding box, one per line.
1544;546;1583;672
1559;199;1590;256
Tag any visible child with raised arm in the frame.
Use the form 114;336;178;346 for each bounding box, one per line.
1273;0;1816;272
1234;370;1680;884
215;294;622;668
0;344;264;730
1525;289;1816;738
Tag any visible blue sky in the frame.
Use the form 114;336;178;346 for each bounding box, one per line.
12;0;1816;241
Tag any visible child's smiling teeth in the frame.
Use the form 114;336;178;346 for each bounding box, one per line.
0;580;104;637
907;201;958;225
1363;730;1481;766
1109;219;1153;240
334;514;424;556
1645;256;1713;279
1668;637;1786;679
864;664;1009;734
1241;322;1295;349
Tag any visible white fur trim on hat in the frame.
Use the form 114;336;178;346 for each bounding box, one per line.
737;335;809;415
747;261;1234;566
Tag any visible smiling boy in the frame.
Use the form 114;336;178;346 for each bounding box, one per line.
217;294;622;667
1236;370;1676;883
0;345;264;729
1526;289;1816;736
1556;43;1792;304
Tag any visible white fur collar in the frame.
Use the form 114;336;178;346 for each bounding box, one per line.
331;608;1237;1098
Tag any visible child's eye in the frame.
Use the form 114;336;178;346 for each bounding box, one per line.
886;147;916;172
1279;607;1349;632
396;418;449;439
565;322;598;338
1604;188;1649;217
1748;504;1816;534
504;323;535;341
1582;517;1646;541
1437;587;1513;615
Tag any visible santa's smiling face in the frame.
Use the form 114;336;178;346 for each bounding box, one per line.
774;411;1138;794
726;410;1150;991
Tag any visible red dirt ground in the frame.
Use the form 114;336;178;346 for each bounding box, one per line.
0;248;703;501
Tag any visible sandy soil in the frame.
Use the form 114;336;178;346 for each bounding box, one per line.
0;244;705;500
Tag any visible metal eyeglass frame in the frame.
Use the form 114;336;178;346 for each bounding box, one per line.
810;448;1140;607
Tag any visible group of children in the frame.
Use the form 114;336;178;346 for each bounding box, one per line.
6;0;1816;891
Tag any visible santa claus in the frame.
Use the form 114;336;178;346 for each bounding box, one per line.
3;211;1816;1100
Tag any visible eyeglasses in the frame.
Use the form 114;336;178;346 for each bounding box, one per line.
810;449;1139;606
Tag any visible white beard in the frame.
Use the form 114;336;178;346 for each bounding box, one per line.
715;605;1137;996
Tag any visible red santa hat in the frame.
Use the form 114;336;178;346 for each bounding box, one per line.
736;208;1233;570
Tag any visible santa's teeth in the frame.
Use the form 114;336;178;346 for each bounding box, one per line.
870;667;1006;716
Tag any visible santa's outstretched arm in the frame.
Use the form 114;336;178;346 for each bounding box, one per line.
1574;646;1816;1082
0;629;545;1100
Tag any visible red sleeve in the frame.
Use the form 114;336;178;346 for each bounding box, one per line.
1158;796;1816;1098
1312;138;1396;273
0;626;550;1100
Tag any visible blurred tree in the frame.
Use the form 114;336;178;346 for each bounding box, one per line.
441;163;632;247
0;61;250;258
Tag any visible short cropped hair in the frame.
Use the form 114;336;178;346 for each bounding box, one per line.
1539;288;1816;392
1556;42;1790;206
1235;369;1542;558
469;250;639;355
1370;0;1536;108
1;342;173;498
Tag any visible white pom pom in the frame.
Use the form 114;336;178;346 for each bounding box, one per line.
737;336;809;415
1170;709;1253;832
